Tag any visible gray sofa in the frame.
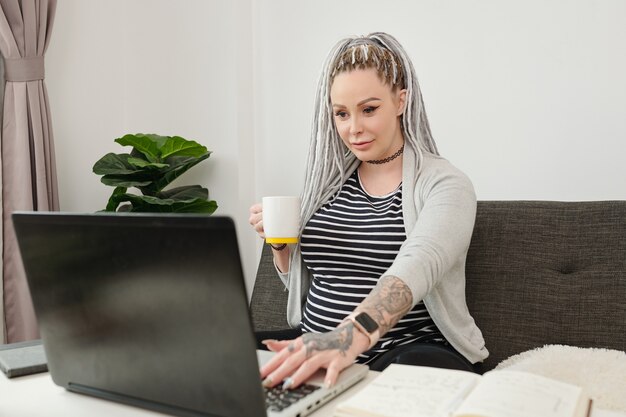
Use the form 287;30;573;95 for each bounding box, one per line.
250;201;626;371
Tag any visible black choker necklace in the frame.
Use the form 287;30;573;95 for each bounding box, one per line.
366;144;404;165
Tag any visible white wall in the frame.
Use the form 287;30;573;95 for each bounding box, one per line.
46;0;259;292
47;1;626;292
255;0;626;201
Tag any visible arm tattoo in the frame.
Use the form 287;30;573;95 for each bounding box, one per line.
360;275;413;335
302;323;354;358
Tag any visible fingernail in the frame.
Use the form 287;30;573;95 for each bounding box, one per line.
282;377;293;390
262;377;273;387
261;339;274;345
324;379;333;389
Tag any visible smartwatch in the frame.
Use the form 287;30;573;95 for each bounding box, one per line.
346;311;380;350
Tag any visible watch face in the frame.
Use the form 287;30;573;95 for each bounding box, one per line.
355;312;379;333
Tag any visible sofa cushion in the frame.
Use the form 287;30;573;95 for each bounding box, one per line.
466;201;626;371
250;244;289;331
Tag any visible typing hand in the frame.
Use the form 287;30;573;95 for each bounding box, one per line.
259;323;369;390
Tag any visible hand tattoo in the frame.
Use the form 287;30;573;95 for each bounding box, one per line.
302;323;354;358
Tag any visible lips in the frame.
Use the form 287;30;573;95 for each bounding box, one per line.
351;140;373;150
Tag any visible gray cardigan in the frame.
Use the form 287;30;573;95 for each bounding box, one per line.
276;145;489;364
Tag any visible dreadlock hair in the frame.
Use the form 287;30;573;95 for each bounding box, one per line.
331;39;406;92
299;32;439;234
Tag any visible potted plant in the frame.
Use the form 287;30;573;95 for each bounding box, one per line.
92;133;217;213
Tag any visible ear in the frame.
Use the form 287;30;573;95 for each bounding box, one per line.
396;89;407;116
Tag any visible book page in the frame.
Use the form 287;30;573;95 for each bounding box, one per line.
334;364;481;417
454;370;585;417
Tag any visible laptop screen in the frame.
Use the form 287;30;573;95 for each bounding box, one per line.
13;212;266;417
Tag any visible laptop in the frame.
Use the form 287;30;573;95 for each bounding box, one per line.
13;212;368;417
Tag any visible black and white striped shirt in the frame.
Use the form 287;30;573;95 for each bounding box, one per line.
300;170;445;364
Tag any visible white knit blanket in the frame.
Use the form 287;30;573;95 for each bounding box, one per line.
496;345;626;412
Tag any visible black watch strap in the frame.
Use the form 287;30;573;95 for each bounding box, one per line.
269;243;287;251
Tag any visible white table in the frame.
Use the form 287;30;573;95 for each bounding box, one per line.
1;371;623;417
0;371;379;417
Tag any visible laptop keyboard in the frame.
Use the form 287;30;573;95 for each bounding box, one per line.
264;383;320;412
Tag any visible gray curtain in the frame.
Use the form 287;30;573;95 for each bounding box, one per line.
0;0;58;343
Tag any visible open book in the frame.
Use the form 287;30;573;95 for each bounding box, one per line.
334;364;592;417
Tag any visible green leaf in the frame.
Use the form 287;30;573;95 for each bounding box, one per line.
125;193;203;206
130;194;173;206
93;153;139;175
160;136;209;159
170;199;217;214
127;157;169;169
104;186;128;212
158;185;208;201
149;153;211;192
115;134;161;161
100;193;151;211
146;134;169;150
130;148;150;160
117;193;217;214
100;175;153;188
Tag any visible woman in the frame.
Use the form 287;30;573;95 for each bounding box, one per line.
249;32;488;390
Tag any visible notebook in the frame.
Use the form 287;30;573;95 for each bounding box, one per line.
12;212;368;417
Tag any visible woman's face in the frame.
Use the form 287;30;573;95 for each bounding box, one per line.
330;68;406;162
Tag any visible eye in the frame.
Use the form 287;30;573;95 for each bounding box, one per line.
334;110;348;119
363;106;379;114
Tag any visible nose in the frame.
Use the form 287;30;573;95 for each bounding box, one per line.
349;115;363;136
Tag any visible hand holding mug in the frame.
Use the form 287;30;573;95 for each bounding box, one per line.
248;203;265;239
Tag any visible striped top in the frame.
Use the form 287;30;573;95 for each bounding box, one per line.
300;169;445;364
